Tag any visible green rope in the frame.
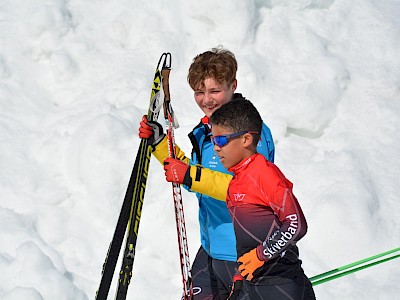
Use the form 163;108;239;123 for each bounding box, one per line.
310;247;400;286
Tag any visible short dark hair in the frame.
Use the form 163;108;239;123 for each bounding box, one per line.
187;46;237;90
210;98;262;147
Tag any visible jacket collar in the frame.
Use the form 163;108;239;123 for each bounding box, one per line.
228;153;258;174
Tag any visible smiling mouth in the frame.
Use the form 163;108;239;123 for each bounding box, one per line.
204;104;217;109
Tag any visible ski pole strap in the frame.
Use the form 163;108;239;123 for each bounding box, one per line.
310;247;400;286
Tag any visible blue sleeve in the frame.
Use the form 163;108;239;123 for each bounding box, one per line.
257;123;275;163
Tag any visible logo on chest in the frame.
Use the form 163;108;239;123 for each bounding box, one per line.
208;160;218;168
233;193;246;202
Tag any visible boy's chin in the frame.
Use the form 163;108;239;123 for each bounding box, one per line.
221;160;232;169
202;109;215;117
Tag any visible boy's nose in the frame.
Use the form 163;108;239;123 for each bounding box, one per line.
203;92;212;103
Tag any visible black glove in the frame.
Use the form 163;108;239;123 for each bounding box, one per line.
228;275;243;300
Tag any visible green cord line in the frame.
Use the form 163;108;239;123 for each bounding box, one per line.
310;247;400;286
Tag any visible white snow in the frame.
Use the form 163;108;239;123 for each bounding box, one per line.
1;0;400;299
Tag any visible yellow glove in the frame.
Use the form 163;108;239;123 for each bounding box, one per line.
237;248;265;281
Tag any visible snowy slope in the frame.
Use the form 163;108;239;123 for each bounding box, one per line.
1;0;399;299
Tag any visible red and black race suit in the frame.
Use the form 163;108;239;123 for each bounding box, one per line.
227;153;308;281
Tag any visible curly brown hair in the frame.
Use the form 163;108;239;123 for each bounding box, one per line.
187;47;237;90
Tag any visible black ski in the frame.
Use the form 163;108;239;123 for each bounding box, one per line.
95;54;168;300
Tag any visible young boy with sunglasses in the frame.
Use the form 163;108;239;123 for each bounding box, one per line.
210;99;315;300
139;47;275;299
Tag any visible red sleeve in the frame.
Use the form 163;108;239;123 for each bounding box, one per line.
256;164;308;261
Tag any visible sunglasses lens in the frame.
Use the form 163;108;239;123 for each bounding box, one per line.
212;136;228;147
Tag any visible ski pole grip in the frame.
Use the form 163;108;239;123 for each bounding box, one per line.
162;69;171;101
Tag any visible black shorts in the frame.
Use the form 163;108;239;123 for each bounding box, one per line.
236;272;316;300
190;246;237;299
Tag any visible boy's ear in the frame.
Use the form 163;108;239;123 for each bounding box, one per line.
232;79;237;92
242;132;254;148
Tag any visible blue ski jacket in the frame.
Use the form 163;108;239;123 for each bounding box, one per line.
187;96;275;261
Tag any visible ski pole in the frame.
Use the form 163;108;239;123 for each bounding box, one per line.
161;53;193;300
310;247;400;286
